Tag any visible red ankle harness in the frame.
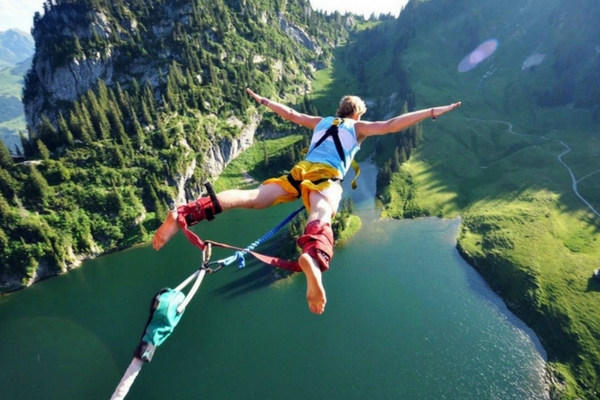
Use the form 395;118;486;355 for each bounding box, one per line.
296;220;334;271
175;183;301;272
177;196;222;227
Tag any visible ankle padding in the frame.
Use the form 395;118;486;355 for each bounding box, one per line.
296;220;334;271
179;196;221;226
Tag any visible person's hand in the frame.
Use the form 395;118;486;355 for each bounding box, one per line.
432;101;461;119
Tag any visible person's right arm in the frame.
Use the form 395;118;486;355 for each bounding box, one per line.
355;102;461;143
246;88;322;130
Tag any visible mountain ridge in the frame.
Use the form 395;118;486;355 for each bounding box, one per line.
0;29;34;65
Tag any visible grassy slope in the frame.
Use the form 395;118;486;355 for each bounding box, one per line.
213;135;303;191
372;2;600;398
0;64;27;152
216;5;599;395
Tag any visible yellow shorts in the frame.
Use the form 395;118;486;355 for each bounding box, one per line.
262;161;342;213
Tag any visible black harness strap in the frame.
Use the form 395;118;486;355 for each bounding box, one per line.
204;181;222;215
307;118;346;168
286;174;339;199
288;117;360;194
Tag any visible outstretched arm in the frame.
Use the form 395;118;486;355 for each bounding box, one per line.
246;88;322;130
355;102;461;143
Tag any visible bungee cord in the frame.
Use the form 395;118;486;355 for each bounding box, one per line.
110;204;305;399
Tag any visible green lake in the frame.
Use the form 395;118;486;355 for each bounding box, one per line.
0;163;548;399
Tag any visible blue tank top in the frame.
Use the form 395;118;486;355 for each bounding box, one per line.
304;116;360;177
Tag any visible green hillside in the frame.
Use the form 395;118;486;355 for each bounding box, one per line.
314;0;599;398
0;61;29;153
0;29;35;153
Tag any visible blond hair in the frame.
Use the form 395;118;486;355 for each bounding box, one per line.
336;96;367;118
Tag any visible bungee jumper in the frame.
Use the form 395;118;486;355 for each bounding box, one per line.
111;90;460;398
153;88;461;315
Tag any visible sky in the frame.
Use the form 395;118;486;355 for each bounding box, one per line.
0;0;409;33
0;0;44;32
310;0;408;18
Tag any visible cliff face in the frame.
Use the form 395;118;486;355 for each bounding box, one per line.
25;4;161;131
204;114;259;178
22;0;332;184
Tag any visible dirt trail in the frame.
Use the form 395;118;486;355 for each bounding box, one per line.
457;117;600;218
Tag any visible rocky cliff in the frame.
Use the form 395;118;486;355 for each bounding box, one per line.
0;0;353;291
22;0;340;187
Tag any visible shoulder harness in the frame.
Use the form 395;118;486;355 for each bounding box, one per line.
289;118;360;196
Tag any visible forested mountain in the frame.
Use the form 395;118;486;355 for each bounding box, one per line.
0;0;360;290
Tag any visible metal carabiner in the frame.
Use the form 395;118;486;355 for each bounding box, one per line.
202;243;212;265
202;259;225;274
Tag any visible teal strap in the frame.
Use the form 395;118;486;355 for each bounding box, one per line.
135;289;186;362
143;289;185;346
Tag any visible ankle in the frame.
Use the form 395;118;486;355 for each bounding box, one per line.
178;196;222;226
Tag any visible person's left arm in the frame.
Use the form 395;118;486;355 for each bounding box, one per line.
355;102;461;143
246;88;322;129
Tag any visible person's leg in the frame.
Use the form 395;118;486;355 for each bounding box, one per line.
297;184;342;314
216;184;288;209
152;183;287;250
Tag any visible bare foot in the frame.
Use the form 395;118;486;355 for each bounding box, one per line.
298;253;327;314
152;210;180;250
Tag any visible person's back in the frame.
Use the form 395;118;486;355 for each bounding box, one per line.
305;116;360;178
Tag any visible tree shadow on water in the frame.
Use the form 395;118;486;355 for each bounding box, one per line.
210;262;283;300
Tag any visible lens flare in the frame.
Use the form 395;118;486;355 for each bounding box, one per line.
458;39;499;72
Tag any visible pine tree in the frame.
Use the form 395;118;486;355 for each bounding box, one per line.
57;112;74;146
86;90;111;140
130;109;146;149
398;146;407;164
22;165;53;208
19;131;34;158
73;101;95;141
131;79;141;109
0;167;17;203
97;80;111;113
376;160;392;195
106;185;125;214
114;82;130;117
0;140;13;168
392;147;400;172
107;102;129;146
69;112;92;144
152;120;169;149
38;114;60;150
143;83;158;123
107;145;126;168
141;100;153;127
37;139;51;161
